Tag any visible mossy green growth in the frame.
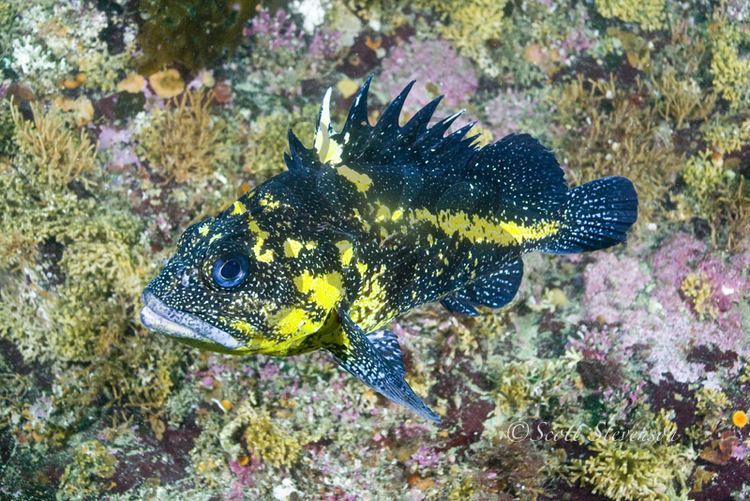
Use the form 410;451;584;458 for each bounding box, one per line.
58;439;118;500
135;90;233;183
569;408;695;500
434;0;509;73
702;116;750;154
137;0;258;73
486;350;583;426
221;400;307;469
686;387;731;442
0;99;17;158
243;109;316;183
0;102;185;434
595;0;666;31
652;65;715;129
709;19;750;109
682;150;749;250
549;75;683;226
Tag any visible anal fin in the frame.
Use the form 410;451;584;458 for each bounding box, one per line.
440;294;480;317
326;312;440;423
441;257;523;315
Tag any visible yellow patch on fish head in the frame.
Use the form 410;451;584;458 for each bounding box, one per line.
270;307;323;337
335;240;354;267
293;271;344;311
283;239;303;258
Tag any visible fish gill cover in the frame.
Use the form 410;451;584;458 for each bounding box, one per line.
0;0;749;500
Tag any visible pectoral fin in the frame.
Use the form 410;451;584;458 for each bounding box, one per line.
366;329;406;377
325;311;440;423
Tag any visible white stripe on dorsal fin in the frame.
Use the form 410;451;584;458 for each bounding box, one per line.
313;88;343;164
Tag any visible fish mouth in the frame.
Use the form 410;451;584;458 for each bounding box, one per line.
140;290;242;350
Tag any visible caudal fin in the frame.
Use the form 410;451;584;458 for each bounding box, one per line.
540;176;638;254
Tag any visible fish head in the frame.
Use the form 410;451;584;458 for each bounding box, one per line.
140;197;310;355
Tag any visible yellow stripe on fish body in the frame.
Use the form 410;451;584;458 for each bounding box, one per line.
410;208;561;246
349;264;392;331
337;165;372;193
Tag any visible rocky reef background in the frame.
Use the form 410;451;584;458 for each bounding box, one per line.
1;0;749;499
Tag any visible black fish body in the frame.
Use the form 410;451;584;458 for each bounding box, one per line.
140;78;638;422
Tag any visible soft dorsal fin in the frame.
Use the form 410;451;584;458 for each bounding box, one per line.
466;134;568;215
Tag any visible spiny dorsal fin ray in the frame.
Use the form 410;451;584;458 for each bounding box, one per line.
400;95;442;139
286;129;315;172
341;74;373;138
305;78;481;170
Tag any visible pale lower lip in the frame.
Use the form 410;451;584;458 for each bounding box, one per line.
140;290;241;350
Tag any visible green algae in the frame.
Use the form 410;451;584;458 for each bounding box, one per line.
596;0;666;31
136;0;259;73
569;408;695;500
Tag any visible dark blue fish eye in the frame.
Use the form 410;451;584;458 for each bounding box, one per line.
211;255;249;288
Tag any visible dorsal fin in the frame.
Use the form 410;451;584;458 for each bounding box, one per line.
298;78;481;172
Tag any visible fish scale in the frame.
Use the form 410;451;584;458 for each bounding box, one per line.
141;77;638;423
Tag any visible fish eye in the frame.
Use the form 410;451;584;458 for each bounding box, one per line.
211;254;249;288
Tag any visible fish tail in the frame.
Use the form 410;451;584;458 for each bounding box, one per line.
540;176;638;254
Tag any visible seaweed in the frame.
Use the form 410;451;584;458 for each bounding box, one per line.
709;13;750;110
58;440;118;500
681;150;750;250
135;90;231;183
569;407;695;500
549;75;683;226
595;0;666;31
136;0;258;74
